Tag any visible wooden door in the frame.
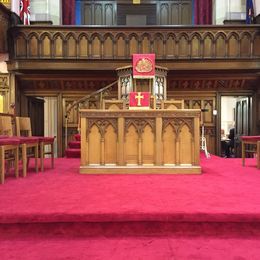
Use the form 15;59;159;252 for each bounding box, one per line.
235;97;251;156
28;97;44;136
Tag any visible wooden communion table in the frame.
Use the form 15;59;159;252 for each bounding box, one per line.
80;109;201;174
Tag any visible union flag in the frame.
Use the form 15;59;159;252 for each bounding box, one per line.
20;0;30;25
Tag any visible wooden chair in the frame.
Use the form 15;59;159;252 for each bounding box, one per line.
0;136;20;184
16;116;55;172
160;99;184;110
0;115;39;177
102;99;126;110
241;136;260;169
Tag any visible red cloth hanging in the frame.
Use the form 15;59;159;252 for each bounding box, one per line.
62;0;75;25
194;0;212;25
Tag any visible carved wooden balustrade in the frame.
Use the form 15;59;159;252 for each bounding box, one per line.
8;25;260;68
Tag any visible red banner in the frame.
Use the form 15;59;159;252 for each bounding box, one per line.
20;0;30;25
129;92;150;109
132;54;155;79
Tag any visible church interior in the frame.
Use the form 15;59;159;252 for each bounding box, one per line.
0;0;260;259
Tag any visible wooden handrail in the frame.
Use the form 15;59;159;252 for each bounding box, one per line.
64;80;118;148
65;80;118;119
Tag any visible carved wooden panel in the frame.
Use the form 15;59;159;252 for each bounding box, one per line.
10;26;260;61
169;92;216;154
67;34;77;57
80;109;201;173
158;1;192;25
63;97;84;127
83;1;116;25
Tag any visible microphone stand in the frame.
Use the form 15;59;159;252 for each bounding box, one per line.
201;109;210;158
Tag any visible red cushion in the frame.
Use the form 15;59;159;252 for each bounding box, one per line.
241;136;260;142
18;136;39;144
36;136;55;143
0;138;20;146
74;134;80;141
0;135;10;139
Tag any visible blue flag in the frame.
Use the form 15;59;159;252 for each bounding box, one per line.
246;0;254;24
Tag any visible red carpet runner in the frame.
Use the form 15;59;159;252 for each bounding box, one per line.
0;155;260;259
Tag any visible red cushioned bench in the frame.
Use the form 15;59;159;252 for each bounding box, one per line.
241;136;260;169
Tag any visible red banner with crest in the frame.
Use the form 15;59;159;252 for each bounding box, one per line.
132;54;155;79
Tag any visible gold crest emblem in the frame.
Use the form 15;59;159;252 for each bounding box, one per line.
135;58;153;73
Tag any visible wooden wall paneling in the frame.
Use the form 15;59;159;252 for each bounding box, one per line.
159;3;169;25
92;35;101;58
162;123;176;165
203;99;214;124
89;124;101;164
169;92;217;154
9;26;260;63
253;33;260;56
116;34;126;58
16;34;27;58
203;33;214;58
141;34;151;54
67;34;77;58
179;34;189;57
240;32;251;57
125;124;138;164
215;33;226;57
104;34;113;58
129;34;138;55
28;34;39;57
154;33;164;58
180;1;192;25
104;3;114;25
79;34;89;58
83;4;92;25
179;124;192;164
228;33;239;57
157;1;192;25
63;98;80;128
191;33;200;58
171;2;179;24
54;34;64;58
41;34;51;58
94;3;102;25
104;124;117;164
142;124;155;165
165;34;175;58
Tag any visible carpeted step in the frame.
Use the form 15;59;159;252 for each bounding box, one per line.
1;222;260;259
65;148;80;158
74;134;80;141
68;141;80;149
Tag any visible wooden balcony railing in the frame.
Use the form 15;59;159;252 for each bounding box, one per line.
8;25;260;61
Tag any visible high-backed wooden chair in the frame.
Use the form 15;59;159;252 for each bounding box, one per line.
16;116;55;172
160;99;184;110
0;115;39;177
0;136;20;184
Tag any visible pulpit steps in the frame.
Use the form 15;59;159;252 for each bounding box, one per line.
65;134;81;158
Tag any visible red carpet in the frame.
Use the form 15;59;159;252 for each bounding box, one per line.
0;155;260;259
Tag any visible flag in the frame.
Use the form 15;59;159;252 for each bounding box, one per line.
20;0;30;25
246;0;254;24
